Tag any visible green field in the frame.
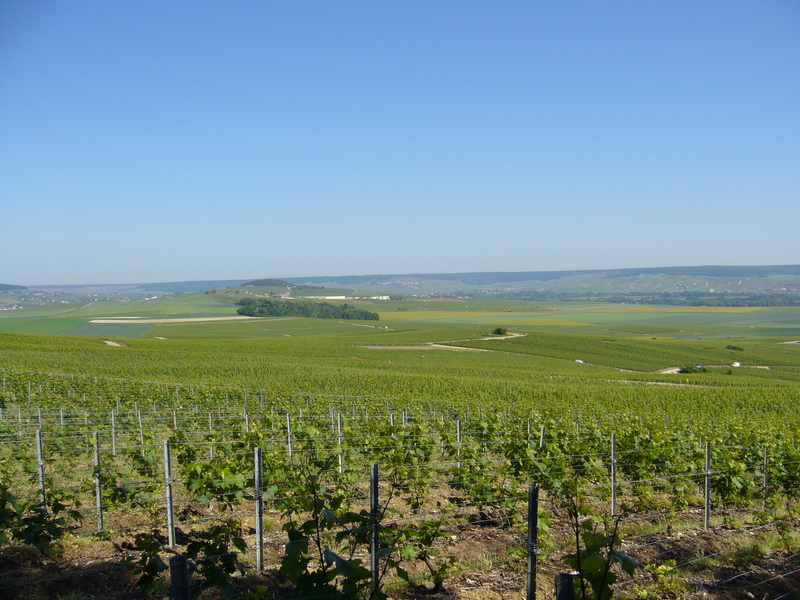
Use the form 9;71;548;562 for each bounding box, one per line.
3;291;800;599
3;292;799;338
0;293;798;439
1;291;799;396
3;290;799;449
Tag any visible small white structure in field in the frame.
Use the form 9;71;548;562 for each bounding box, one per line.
732;362;741;367
575;359;584;363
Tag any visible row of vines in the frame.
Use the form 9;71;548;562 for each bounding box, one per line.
1;369;800;598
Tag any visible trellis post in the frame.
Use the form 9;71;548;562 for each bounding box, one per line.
370;463;380;595
93;431;104;532
164;439;176;546
36;429;46;510
286;413;293;460
611;433;617;515
254;447;264;571
704;441;711;530
526;484;539;600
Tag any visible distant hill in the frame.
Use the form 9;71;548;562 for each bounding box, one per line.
137;280;249;293
242;279;290;287
600;265;800;278
8;280;250;309
286;265;800;286
0;284;27;291
36;280;249;294
283;265;800;297
15;265;800;305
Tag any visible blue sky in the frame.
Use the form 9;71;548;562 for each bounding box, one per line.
2;1;798;285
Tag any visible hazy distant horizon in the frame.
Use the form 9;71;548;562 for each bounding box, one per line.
18;262;800;290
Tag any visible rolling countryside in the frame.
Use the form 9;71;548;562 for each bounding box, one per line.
1;277;800;598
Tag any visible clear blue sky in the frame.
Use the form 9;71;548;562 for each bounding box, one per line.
2;1;798;285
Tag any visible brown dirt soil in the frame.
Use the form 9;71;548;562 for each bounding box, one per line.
2;492;800;599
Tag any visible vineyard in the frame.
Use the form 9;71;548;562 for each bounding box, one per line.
0;296;799;599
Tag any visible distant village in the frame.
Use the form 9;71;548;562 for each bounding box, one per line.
302;295;391;301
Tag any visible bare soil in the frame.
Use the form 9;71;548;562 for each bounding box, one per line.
3;494;799;600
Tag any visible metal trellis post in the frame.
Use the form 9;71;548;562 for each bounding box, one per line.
164;439;176;546
704;441;711;531
370;463;380;595
526;484;539;600
254;447;264;571
36;429;46;510
94;431;104;532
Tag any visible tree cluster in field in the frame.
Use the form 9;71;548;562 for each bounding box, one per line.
236;298;379;320
242;279;291;287
241;279;324;291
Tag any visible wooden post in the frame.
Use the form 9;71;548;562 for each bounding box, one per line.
170;554;190;600
555;573;575;600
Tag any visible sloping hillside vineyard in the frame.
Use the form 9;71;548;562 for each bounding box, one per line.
1;293;799;599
